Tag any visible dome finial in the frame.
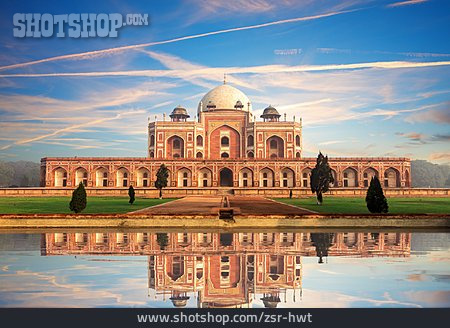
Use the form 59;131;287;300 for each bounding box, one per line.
223;73;226;84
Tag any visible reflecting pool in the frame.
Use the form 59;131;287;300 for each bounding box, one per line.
0;231;449;308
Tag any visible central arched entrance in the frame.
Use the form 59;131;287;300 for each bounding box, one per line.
219;168;233;187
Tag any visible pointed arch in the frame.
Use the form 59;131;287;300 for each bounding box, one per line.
198;167;212;187
247;135;254;147
343;167;358;187
53;167;67;187
266;135;284;158
301;168;312;187
196;135;203;147
260;167;274;187
167;135;185;158
384;167;400;188
177;167;192;187
74;167;88;186
136;167;151;187
168;256;185;282
116;167;130;187
219;167;233;187
210;124;241;159
239;167;254;187
95;167;109;187
280;167;295;187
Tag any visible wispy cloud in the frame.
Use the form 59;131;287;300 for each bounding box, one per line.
396;132;427;142
0;9;357;72
394;131;450;151
387;0;429;8
138;49;256;90
0;110;145;150
316;47;450;58
406;104;450;124
193;0;277;13
429;152;450;163
318;140;349;146
2;60;449;79
0;79;179;152
430;134;450;142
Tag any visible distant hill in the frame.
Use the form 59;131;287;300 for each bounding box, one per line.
0;161;40;187
0;159;449;188
411;160;450;188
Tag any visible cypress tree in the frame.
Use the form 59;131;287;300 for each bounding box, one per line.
69;182;87;213
128;185;135;204
310;152;334;205
365;176;389;213
155;164;169;199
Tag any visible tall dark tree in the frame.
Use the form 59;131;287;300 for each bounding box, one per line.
128;185;135;204
310;152;334;205
155;164;169;199
156;233;169;250
69;182;87;213
365;176;389;213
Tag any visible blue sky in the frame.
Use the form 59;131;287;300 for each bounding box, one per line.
0;0;449;163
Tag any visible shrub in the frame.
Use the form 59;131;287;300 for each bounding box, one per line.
310;152;334;205
366;176;389;213
128;185;135;204
155;164;169;199
69;182;87;213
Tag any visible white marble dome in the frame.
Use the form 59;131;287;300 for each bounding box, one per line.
197;84;252;114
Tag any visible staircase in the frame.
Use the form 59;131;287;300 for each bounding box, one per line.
219;196;234;220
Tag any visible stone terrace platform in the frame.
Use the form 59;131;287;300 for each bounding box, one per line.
1;196;449;230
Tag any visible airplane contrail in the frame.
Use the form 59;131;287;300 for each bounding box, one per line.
1;60;449;79
0;110;144;150
0;9;357;71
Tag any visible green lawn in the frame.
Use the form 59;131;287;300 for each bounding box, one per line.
276;197;450;214
0;197;175;214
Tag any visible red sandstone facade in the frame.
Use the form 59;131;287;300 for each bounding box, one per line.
40;83;411;192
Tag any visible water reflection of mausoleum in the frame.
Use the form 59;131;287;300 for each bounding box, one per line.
41;231;411;307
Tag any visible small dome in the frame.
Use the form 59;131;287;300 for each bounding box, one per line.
170;105;189;118
261;105;280;118
234;100;244;109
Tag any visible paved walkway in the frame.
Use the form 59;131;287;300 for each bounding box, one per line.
228;196;314;215
132;196;223;215
133;196;313;215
